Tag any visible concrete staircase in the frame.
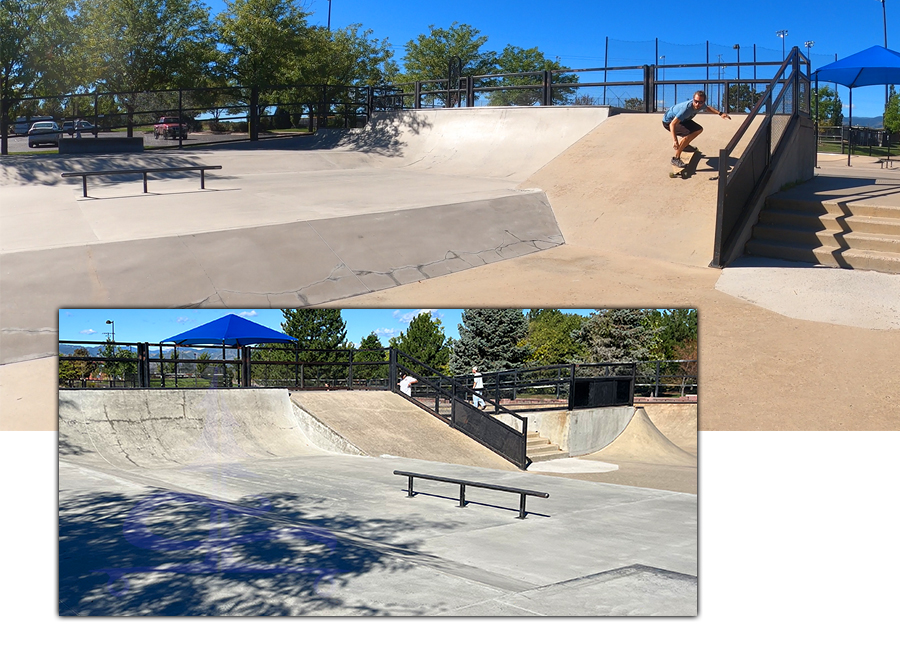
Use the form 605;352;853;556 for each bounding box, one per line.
526;430;567;463
745;196;900;273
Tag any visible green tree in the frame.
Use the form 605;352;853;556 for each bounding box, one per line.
489;46;578;106
389;312;450;373
216;0;310;89
643;309;698;360
76;0;217;135
59;347;97;384
815;85;843;127
524;309;586;365
883;86;900;133
353;331;388;382
576;309;656;363
1;0;78;151
449;309;529;374
399;22;496;90
727;83;764;113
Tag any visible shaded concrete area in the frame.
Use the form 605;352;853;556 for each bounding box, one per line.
58;388;696;616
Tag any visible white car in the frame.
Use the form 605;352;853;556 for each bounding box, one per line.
28;121;62;147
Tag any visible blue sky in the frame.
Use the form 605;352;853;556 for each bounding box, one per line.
58;309;597;346
201;0;897;117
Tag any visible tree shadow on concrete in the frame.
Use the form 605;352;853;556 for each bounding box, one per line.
59;489;457;616
1;152;223;186
292;112;434;158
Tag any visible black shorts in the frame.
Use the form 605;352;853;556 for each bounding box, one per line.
662;118;702;137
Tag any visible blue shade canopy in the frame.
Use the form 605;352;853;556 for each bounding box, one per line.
162;314;297;346
815;45;900;88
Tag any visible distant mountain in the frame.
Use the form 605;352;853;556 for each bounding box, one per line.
843;116;883;128
58;343;232;359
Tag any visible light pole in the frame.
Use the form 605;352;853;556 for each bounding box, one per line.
327;0;332;30
804;40;814;62
776;30;789;60
659;55;665;110
733;44;740;81
105;319;115;344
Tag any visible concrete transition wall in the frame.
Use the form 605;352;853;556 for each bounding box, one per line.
59;388;322;470
307;106;613;181
494;406;636;456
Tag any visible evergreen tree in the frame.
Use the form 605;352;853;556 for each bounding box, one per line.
389;312;450;373
279;308;347;359
353;331;389;382
449;309;529;374
576;309;655;363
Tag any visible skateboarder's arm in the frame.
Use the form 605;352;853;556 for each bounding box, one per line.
705;106;731;119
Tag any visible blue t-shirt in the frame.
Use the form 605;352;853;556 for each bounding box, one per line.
663;98;707;124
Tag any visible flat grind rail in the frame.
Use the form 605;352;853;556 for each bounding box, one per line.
393;470;549;519
61;165;222;197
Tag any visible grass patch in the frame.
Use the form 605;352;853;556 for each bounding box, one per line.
817;142;898;158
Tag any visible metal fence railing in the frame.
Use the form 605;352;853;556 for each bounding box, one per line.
4;47;805;156
711;46;812;267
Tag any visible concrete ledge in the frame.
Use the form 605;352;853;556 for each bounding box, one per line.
58;137;144;154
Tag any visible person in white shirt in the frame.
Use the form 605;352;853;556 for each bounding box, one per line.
399;372;417;396
472;367;485;409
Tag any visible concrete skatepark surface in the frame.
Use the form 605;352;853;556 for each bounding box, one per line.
58;389;697;616
289;390;518;470
3;107;899;431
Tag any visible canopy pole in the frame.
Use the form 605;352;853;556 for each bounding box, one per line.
848;87;853;167
815;75;819;168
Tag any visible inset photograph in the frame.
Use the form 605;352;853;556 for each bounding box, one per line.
58;307;697;616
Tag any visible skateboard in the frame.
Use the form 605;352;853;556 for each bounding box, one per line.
670;160;688;179
669;149;703;179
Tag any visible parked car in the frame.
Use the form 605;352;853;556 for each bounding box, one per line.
153;116;189;139
15;115;54;135
61;120;96;135
28;121;62;147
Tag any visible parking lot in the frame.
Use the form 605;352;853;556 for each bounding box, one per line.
3;129;252;152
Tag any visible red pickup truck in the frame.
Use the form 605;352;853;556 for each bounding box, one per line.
153;116;189;140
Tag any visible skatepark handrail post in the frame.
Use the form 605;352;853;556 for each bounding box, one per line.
393;470;549;519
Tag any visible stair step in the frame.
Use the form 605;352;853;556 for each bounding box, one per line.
527;447;569;463
745;239;900;273
752;225;900;252
758;209;900;236
766;196;900;220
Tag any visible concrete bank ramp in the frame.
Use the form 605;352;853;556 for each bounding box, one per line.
524;112;763;267
59;389;323;470
641;403;698;456
302;106;613;181
290;390;517;471
580;407;697;467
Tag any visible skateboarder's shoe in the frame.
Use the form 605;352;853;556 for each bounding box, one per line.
671;157;686;168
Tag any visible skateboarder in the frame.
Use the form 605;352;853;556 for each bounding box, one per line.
399;372;417;396
663;90;730;167
472;367;485;409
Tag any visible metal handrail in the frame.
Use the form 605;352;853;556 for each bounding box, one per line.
61;165;222;197
393;470;549;519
